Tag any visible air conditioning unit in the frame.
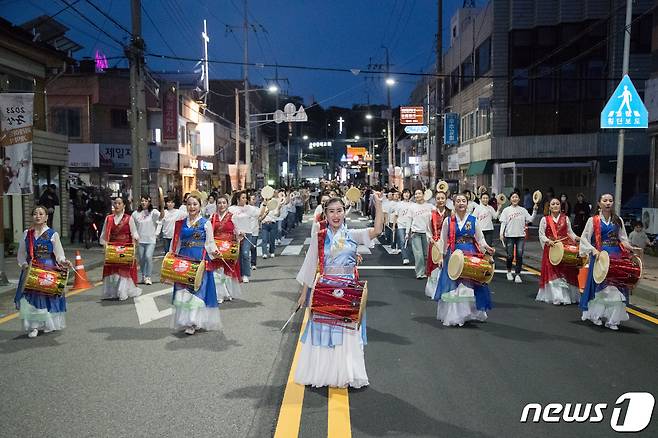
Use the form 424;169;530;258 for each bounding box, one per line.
642;208;658;234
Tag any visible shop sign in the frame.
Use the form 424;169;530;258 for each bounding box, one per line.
68;143;100;167
200;160;213;171
447;154;459;171
400;106;424;125
99;144;160;169
458;144;470;165
163;84;178;140
444;112;459;145
189;159;199;168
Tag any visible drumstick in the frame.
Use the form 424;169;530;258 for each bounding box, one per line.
280;305;301;332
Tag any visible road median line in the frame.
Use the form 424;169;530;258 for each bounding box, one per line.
273;308;309;438
328;387;351;438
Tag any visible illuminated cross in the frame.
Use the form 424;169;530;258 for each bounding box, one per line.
337;117;345;134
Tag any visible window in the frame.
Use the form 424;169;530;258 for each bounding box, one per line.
475;38;491;76
476;106;491;137
511;69;530;103
461;58;474;89
460;112;476;142
534;66;556;103
50;107;81;138
111;109;128;128
630;13;652;54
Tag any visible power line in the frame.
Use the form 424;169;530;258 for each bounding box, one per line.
57;0;126;47
141;3;183;69
83;0;131;36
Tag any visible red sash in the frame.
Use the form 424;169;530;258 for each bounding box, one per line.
317;220;328;275
431;209;448;241
448;215;457;252
27;229;35;261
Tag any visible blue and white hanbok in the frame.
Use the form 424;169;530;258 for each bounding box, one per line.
434;214;493;326
14;226;67;334
295;223;371;388
579;215;631;329
170;217;222;331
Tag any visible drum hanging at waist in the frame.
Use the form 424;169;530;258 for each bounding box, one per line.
105;243;135;265
24;262;68;296
549;241;588;267
215;239;239;262
160;252;205;291
593;250;642;289
310;274;368;328
447;249;494;284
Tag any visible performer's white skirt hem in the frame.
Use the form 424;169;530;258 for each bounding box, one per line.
213;270;241;300
425;268;440;298
536;279;580;305
294;326;369;389
19;297;65;332
436;284;487;326
581;286;629;327
102;274;142;300
171;289;222;331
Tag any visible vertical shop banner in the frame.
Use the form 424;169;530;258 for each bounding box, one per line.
162;84;178;150
444;112;459;145
0;93;34;195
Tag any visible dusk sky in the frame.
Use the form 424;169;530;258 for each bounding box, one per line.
3;0;483;108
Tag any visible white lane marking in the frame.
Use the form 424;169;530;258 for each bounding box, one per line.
280;237;293;246
358;265;415;270
134;287;172;325
281;245;303;256
357;245;372;255
493;269;537;276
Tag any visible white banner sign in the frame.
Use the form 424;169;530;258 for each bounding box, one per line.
447;154;459;171
68;143;100;167
0;93;34;195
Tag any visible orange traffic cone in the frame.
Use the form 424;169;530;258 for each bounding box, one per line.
71;250;93;291
578;265;589;292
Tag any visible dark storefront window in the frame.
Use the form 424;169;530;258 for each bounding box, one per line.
51;107;81;138
111;109;129;128
475;38;491;76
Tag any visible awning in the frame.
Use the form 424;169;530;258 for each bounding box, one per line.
466;160;492;176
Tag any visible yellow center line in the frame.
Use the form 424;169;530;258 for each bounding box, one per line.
627;307;658;325
0;282;101;325
328;387;352;438
273;308;309;438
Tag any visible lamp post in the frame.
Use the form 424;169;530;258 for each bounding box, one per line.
234;85;278;189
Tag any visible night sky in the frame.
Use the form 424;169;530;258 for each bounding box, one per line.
2;0;483;108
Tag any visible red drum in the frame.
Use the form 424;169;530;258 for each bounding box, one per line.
605;255;642;289
310;275;368;328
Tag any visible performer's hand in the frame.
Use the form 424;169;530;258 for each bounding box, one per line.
437;258;444;269
213;249;221;258
574;236;581;242
500;237;505;247
548;240;555;247
296;287;307;308
20;263;28;270
591;249;600;257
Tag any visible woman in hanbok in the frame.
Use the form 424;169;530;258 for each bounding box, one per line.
425;191;450;298
100;197;142;300
579;193;634;330
295;193;384;388
15;206;71;338
170;193;220;335
536;198;581;305
208;195;243;302
435;193;495;326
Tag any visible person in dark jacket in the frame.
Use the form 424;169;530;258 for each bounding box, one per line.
572;193;591;236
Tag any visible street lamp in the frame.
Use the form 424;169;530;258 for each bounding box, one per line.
267;84;279;94
385;77;396;86
365;113;373;120
303;135;308;140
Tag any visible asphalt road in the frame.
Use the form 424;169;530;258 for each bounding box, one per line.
1;214;657;438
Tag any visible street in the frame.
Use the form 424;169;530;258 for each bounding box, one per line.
1;215;657;438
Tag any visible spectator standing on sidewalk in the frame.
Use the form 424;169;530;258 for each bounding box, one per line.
394;189;414;265
560;193;572;217
499;191;538;284
628;221;652;252
39;184;60;228
572;193;591;237
132;195;161;285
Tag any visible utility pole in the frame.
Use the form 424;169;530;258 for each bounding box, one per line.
201;19;210;107
128;0;148;202
384;47;393;185
265;66;289;185
243;0;251;188
235;88;240;189
436;0;443;184
614;0;633;213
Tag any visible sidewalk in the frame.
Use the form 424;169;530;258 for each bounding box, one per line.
494;228;658;315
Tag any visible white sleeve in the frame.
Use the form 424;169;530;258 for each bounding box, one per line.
619;221;630;246
474;221;487;249
152;209;161;225
296;229;319;287
204;220;218;259
490;205;499;220
51;232;66;263
527;207;538;224
129;215;140;241
538;217;549;247
99;217;108;245
579;218;595;257
565;217;578;242
17;230;27;266
350;228;373;247
499;208;508;239
439;217;450;255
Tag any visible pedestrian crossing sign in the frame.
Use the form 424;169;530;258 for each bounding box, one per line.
600;75;648;129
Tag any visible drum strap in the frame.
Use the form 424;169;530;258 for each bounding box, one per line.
317;220;328;275
547;214;559;240
449;215;456;252
27;229;35;262
171;219;184;254
593;215;602;251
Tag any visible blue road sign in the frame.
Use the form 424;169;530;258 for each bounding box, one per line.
600;75;648;129
404;125;429;134
444;112;459;144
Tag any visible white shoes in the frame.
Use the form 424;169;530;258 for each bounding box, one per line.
606;323;619;331
269;253;275;259
403;259;410;265
593;319;603;326
262;254;268;259
144;277;152;285
185;327;196;335
242;276;249;283
28;329;38;338
251;266;257;270
506;272;514;281
514;275;522;284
